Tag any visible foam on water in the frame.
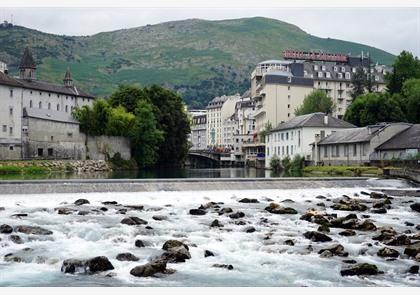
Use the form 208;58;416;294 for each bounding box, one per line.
0;178;419;286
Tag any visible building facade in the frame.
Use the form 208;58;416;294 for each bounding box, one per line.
265;113;355;168
0;47;95;160
314;123;411;165
190;110;207;150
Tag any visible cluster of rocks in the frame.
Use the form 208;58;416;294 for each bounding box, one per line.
0;160;111;173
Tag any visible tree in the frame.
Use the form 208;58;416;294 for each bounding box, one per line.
295;90;334;116
72;105;93;135
350;67;368;99
129;100;164;167
344;92;406;126
386;51;420;94
108;85;147;113
90;99;111;135
106;106;136;137
401;78;420;123
144;85;191;166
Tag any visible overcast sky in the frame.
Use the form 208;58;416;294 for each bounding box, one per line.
0;7;419;56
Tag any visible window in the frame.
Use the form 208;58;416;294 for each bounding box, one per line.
57;104;60;111
338;73;343;79
318;72;323;78
9;107;13;115
322;65;326;71
39;92;42;95
281;133;284;140
353;144;357;156
314;65;318;71
288;86;290;90
333;66;338;72
336;145;340;157
320;130;325;139
266;147;270;156
2;125;6;132
282;146;284;155
345;72;351;79
9;127;13;135
30;91;33;94
326;72;331;78
9;89;13;97
30;100;33;108
344;145;349;156
48;103;51;110
286;132;289;140
286;146;289;155
341;67;346;72
324;146;328;157
57;94;60;98
38;148;43;157
48;148;53;157
288;95;291;99
291;145;294;155
9;145;14;151
298;130;301;147
39;101;42;109
287;104;290;109
48;93;51;97
50;136;54;141
288;113;290;118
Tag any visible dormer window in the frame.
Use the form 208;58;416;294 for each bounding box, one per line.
341;67;346;72
345;72;351;79
318;72;323;78
326;72;331;78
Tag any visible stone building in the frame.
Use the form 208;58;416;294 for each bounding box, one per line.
265;112;355;168
314;122;411;165
0;47;95;160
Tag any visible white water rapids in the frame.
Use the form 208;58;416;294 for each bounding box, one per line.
0;178;419;286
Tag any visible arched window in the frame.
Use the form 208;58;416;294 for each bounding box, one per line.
57;104;60;111
30;100;33;108
39;101;42;109
48;103;51;110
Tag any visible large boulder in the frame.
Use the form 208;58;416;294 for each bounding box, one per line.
162;240;189;251
61;259;86;274
340;263;379;276
303;231;332;242
331;197;367;211
85;256;114;273
229;212;245;219
130;260;167;277
161;240;191;263
15;225;53;235
0;224;13;234
189;209;207;216
383;235;411;246
121;217;148;226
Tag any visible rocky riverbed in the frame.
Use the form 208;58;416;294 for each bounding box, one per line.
0;178;419;286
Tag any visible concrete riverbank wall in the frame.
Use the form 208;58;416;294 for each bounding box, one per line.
0;177;375;195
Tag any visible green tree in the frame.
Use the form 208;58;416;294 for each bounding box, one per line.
144;85;191;166
295;89;334;115
106;106;136;136
129;100;164;167
91;99;111;135
350;67;367;99
401;78;420;123
108;85;147;113
72;105;93;135
386;51;420;94
344;92;406;126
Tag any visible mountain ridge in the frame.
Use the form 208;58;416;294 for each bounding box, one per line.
0;17;395;108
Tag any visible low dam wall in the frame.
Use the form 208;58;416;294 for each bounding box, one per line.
0;177;374;195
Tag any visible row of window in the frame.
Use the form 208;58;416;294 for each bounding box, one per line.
9;88;88;102
322;144;367;157
2;125;13;135
266;145;296;157
29;100;74;113
268;130;301;145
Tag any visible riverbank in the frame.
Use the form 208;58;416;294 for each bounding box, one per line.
303;166;383;177
0;160;111;177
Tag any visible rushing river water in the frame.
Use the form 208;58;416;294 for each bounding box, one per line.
0;178;419;287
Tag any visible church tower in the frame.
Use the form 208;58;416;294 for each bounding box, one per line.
63;68;74;87
19;47;36;80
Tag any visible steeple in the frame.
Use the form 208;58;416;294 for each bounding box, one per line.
19;47;36;80
63;67;73;87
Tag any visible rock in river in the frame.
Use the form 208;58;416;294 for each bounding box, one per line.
340;263;379;276
318;244;348;257
135;239;145;248
121;217;148;226
116;253;139;262
210;219;223;228
377;247;400;258
189;209;207;216
130;259;167;277
0;224;13;234
9;235;23;244
265;203;297;214
410;203;420;213
303;231;332;242
15;225;53;235
204;250;215;257
213;264;234;270
238;198;259;203
74;199;90;206
404;242;420;258
160;240;191;263
229;212;245;219
62;256;114;274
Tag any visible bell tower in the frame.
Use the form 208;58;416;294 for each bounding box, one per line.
63;67;74;87
19;47;36;80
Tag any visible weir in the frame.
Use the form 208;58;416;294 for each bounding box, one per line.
0;177;374;194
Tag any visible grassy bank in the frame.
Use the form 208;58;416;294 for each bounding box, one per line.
303;165;383;177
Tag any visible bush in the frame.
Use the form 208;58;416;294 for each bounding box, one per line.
270;155;281;172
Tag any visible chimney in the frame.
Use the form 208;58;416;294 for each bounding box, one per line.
323;114;329;125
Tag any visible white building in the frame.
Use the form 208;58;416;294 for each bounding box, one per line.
314;122;412;165
206;94;240;147
0;47;94;159
265;112;355;168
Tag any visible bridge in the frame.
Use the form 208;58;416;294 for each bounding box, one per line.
187;150;232;167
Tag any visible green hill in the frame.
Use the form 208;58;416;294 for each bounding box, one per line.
0;17;395;108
